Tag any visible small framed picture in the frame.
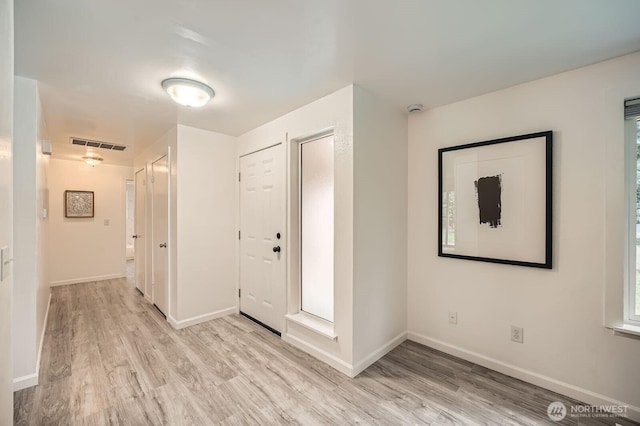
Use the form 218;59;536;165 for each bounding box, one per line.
65;190;94;218
438;131;552;269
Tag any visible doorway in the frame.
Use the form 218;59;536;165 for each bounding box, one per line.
133;169;146;294
239;144;286;333
125;180;135;261
152;155;169;316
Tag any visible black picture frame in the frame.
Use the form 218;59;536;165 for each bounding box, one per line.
438;131;552;269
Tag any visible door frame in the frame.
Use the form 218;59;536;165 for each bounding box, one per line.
151;152;171;319
237;142;287;333
133;167;146;294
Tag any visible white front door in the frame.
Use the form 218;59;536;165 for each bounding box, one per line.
134;168;146;294
152;155;169;316
240;144;285;333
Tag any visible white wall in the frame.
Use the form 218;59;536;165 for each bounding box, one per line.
34;87;49;384
0;0;13;420
133;125;237;328
238;85;355;373
352;86;407;372
12;76;50;390
408;51;640;417
175;125;237;323
49;159;133;285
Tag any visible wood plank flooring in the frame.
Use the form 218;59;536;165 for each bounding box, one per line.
14;276;637;425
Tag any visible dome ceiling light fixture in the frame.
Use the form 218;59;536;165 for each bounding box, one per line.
161;77;215;107
82;154;104;167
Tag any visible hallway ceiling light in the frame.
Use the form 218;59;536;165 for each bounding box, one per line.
82;155;103;167
161;77;215;107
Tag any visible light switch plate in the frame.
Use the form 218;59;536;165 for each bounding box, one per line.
1;246;10;282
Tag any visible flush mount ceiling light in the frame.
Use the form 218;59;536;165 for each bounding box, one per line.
82;155;103;167
161;77;215;107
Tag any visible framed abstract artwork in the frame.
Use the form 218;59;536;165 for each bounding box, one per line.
65;190;94;218
438;131;553;269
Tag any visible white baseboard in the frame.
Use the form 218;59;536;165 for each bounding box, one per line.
13;373;38;392
36;293;52;374
407;331;640;422
13;292;52;392
282;333;354;377
50;273;124;287
168;307;237;330
352;331;407;377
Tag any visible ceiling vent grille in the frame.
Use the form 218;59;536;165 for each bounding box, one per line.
70;137;127;151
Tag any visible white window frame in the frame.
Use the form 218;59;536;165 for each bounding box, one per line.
298;133;335;323
624;117;640;326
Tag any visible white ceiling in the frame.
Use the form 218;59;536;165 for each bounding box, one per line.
15;0;640;166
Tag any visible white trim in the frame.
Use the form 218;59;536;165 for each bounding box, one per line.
238;141;282;158
285;313;336;340
36;293;51;374
282;332;354;377
624;118;640;325
290;127;335;144
50;273;124;287
352;331;407;377
13;373;38;392
13;291;52;391
407;331;640;422
167;315;179;328
613;324;640;338
167;307;237;330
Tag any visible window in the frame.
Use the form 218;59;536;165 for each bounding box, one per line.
300;134;334;322
625;98;640;325
442;190;456;249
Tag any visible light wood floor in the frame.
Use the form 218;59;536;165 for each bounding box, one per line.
13;276;637;425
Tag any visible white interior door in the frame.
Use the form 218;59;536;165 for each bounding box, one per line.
240;144;285;333
152;155;169;316
134;168;146;294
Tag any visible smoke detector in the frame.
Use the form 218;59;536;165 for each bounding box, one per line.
407;104;423;113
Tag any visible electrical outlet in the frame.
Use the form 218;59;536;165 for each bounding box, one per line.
511;325;524;343
448;311;457;324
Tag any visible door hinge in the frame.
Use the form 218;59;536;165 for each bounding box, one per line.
238;172;241;182
238;230;241;240
238;288;241;298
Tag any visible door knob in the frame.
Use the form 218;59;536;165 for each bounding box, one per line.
272;246;281;253
132;235;139;239
159;243;167;248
